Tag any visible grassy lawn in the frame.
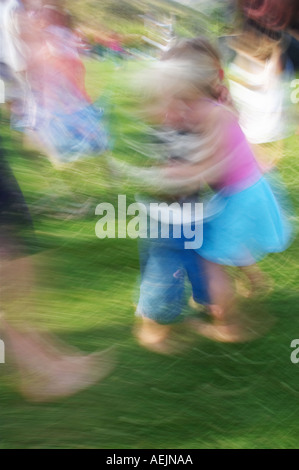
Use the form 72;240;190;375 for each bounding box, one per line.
0;58;298;449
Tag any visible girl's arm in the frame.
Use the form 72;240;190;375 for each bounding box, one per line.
110;106;235;196
159;105;235;191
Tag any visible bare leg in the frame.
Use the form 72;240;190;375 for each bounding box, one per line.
133;316;174;355
188;261;255;342
239;265;273;297
205;260;236;320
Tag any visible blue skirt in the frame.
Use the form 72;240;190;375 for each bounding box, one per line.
197;176;294;266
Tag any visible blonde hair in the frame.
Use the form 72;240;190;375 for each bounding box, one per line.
228;25;283;62
135;37;224;106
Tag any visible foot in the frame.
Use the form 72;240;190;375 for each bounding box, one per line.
188;317;256;343
20;349;114;402
3;323;114;402
134;317;179;355
188;297;207;314
234;278;252;298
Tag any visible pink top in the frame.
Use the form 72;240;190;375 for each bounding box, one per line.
203;99;262;194
218;119;262;194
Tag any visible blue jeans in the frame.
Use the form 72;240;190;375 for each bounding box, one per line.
136;222;210;324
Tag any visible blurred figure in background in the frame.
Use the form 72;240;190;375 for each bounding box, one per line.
227;21;296;170
0;0;113;401
15;0;109;165
0;0;25;71
0;0;28;115
108;32;125;69
238;0;299;32
225;5;298;296
5;0;110;219
234;0;299;134
0;132;113;402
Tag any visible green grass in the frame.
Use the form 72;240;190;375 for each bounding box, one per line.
0;59;298;449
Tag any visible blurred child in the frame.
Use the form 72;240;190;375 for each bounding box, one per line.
0;0;29;118
133;172;213;352
16;0;109;165
0;20;113;397
124;37;293;344
227;21;296;170
0;0;113;400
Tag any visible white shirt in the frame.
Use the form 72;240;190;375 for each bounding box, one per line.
228;59;292;143
0;0;26;72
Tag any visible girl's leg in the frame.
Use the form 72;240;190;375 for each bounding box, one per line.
205;260;236;320
134;242;185;354
239;264;273;296
134;317;172;354
189;260;254;342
